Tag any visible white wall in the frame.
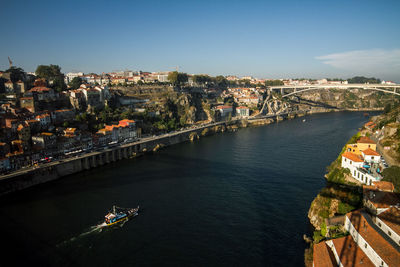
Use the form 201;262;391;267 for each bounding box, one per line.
375;216;400;246
344;216;388;267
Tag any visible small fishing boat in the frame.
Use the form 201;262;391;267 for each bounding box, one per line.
104;205;139;226
302;119;306;122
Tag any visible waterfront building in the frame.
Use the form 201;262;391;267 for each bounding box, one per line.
341;151;382;185
32;132;57;150
362;185;400;215
215;105;233;118
236;106;250;117
314;209;400;267
362;148;380;164
346;137;377;156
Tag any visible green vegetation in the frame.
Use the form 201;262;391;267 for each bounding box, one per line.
313;231;324;243
167;71;188;87
338;202;355;215
347;76;381;84
69;77;83;89
265;80;284;86
4;66;25;82
382;166;400;192
321;222;327;237
35;64;67;92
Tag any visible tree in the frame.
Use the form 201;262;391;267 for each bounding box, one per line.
35;64;67;92
215;75;228;89
5;67;25;82
168;71;188;86
265;80;284;86
382;166;400;192
69;77;83;90
347;76;381;84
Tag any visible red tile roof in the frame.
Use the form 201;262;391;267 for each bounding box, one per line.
342;152;364;162
313;242;336;267
377;206;400;236
357;136;375;145
363;186;400;209
331;236;374;267
346;210;400;266
371;181;395;192
362;148;380;156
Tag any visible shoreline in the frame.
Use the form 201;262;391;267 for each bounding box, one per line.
0;108;382;197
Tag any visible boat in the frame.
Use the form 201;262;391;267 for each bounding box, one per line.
302;119;306;122
104;205;139;226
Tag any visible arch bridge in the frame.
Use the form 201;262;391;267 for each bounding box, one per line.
268;84;400;98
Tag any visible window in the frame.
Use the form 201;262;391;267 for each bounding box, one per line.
378;222;381;227
388;231;391;236
345;158;347;162
365;243;367;248
371;156;374;160
350;161;352;165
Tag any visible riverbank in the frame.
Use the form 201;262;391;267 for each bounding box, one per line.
0;108;383;197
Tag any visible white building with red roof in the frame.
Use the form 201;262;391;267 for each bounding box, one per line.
362;148;381;164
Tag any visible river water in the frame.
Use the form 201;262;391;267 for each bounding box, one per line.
0;112;373;266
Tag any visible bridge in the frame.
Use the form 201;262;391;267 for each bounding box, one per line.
268;83;400;98
259;83;400;115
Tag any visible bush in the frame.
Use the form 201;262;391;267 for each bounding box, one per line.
313;231;324;243
338;202;355;215
382;166;400;192
321;223;327;237
319;209;330;219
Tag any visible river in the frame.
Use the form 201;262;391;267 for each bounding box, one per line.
0;112;373;266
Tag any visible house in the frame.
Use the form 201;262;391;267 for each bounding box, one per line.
364;121;377;131
0;142;10;158
236;106;250;117
32;132;57;150
215;105;233;118
0;157;11;172
344;210;400;266
17;123;31;145
341;152;364;169
35;114;51;129
20;97;36;113
362;185;400;215
346;136;377;156
362;148;380;163
341;152;381;185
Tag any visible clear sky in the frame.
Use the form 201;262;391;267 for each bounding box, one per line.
1;0;400;81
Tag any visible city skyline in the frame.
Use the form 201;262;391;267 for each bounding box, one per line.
1;0;400;81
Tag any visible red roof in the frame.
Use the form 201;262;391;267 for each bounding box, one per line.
342;152;364;162
357;136;375;145
346;210;400;266
331;236;374;267
215;105;232;110
362;148;380;156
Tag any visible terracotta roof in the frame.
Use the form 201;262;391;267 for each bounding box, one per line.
313;242;336;267
215;105;232;110
357;136;375;145
342;152;364;162
346;210;400;266
371;181;395;192
236;106;249;109
363;187;400;209
362;148;380;156
29;86;51;92
331;236;374;267
377;206;400;236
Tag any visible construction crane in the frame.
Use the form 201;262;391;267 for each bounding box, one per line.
8;56;13;68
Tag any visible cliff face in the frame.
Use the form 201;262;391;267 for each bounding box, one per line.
289;89;398;110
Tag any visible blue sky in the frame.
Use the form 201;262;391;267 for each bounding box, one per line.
1;0;400;81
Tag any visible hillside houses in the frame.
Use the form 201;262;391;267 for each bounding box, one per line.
341;136;383;185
